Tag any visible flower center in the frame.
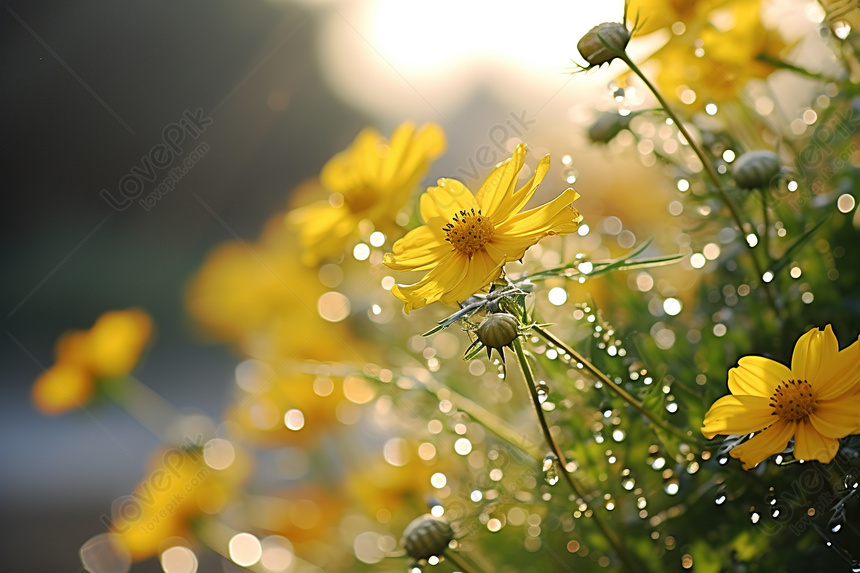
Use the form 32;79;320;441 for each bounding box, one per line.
444;209;494;256
769;379;817;423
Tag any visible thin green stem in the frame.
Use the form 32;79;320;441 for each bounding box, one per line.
512;337;644;573
444;549;483;573
532;325;699;449
363;369;545;461
620;53;779;314
107;375;180;442
760;188;771;261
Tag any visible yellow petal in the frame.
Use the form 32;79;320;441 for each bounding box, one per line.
735;356;792;390
438;250;505;307
378;122;417;184
809;394;860;438
793;420;839;462
815;332;860;400
384;226;449;271
475;144;528;219
727;361;782;397
493;187;581;238
32;364;94;415
729;421;795;470
791;325;837;382
385;122;446;184
391;251;469;312
420;179;479;222
488;154;552;222
701;394;774;439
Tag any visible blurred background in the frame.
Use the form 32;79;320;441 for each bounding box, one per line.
1;0;827;570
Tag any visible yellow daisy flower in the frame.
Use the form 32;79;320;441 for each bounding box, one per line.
629;0;786;109
111;446;250;561
702;325;860;469
31;309;153;415
383;143;581;312
289;121;446;264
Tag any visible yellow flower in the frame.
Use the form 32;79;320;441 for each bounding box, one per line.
31;309;153;415
111;446;250;561
702;325;860;469
383;144;581;312
227;369;343;447
628;0;723;36
629;0;786;108
289;122;446;264
186;213;363;362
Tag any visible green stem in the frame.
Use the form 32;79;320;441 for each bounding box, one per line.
512;337;644;573
760;187;771;261
444;549;483;573
364;369;545;461
756;53;838;82
108;376;180;442
620;53;779;315
532;325;699;449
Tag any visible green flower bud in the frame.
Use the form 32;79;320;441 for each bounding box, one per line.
577;23;630;66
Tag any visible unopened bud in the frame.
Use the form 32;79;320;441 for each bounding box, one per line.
577;23;630;66
732;150;781;190
401;514;453;560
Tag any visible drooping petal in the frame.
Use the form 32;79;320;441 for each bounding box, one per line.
438;250;505;307
390;251;469;313
493;187;582;238
701;394;775;439
729;421;795;470
491;154;551;221
815;333;860;400
808;394;860;437
420;179;479;222
791;325;837;382
793;420;839;463
475;144;528;219
384;226;449;271
735;356;792;390
727;361;783;397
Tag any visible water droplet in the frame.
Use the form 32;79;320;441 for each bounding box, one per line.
718;455;729;465
750;510;761;524
536;381;549;404
831;523;842;534
844;472;859;490
715;493;726;505
542;454;560;486
850;561;860;572
832;20;852;39
622;477;635;490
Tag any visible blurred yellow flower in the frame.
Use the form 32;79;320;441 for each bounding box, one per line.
228;369;344;447
629;0;722;36
630;0;786;108
186;213;363;362
384;143;581;312
702;325;860;469
289;122;446;264
31;309;152;415
112;446;250;561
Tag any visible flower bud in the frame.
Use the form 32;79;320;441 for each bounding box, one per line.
401;514;453;560
588;112;630;144
732;150;781;190
477;312;520;351
577;23;630;66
